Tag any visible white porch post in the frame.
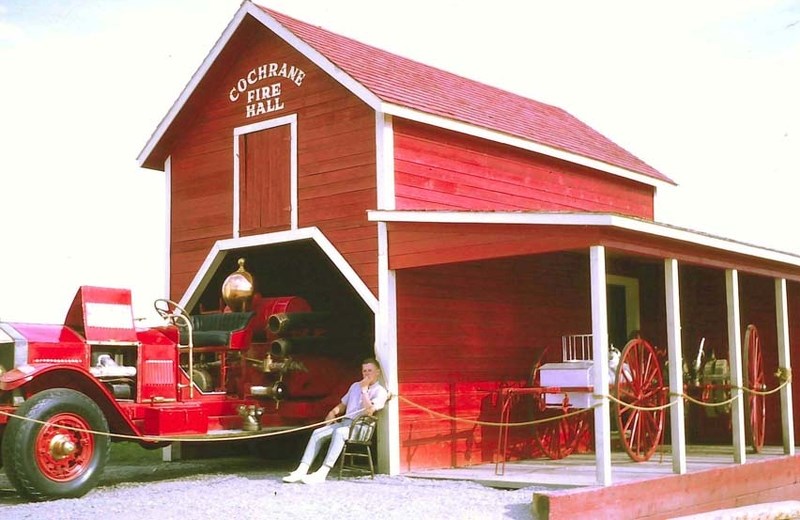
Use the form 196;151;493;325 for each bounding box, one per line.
376;221;400;474
775;278;795;454
664;259;687;474
590;246;612;486
374;113;399;474
726;269;746;464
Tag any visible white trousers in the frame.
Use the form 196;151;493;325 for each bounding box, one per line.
300;421;351;468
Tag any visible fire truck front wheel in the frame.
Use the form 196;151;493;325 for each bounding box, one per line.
2;388;111;501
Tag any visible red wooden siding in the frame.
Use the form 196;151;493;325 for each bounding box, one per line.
387;222;603;270
239;125;291;235
167;18;377;299
296;93;377;287
393;119;655;218
396;253;593;469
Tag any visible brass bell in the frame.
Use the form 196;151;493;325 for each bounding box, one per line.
222;258;254;312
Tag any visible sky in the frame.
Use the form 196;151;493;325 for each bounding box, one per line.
0;0;798;324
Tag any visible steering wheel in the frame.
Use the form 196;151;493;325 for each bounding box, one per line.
153;298;190;326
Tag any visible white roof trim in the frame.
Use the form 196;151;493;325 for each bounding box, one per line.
138;1;381;169
381;103;673;189
245;5;381;109
367;210;800;268
179;226;378;314
138;5;247;167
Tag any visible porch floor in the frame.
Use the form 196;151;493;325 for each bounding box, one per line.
405;444;791;490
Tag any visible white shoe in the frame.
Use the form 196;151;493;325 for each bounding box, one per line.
282;470;306;483
300;469;328;484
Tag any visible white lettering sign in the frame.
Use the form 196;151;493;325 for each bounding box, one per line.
228;62;305;118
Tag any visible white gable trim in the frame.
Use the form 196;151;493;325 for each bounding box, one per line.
246;5;381;110
137;5;248;166
381;103;673;190
233;114;298;237
164;155;172;298
179;226;378;314
367;210;800;268
137;2;381;167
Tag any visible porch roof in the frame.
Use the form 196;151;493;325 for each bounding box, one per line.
367;210;800;280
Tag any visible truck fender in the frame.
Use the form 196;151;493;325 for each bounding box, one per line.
1;365;143;439
0;363;52;390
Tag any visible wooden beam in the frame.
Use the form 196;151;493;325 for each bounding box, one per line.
590;245;612;485
775;278;796;454
726;269;746;464
665;258;687;474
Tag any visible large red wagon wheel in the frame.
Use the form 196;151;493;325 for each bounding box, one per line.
613;338;666;462
529;347;588;460
743;324;766;453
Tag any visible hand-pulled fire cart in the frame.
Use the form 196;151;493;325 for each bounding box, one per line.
496;325;767;473
496;334;667;472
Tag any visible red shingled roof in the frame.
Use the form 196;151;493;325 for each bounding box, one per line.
258;5;672;184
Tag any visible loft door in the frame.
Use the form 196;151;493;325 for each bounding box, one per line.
238;124;291;236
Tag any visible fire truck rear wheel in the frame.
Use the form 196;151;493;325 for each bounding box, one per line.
2;388;111;501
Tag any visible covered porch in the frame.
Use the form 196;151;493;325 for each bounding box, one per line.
369;210;800;485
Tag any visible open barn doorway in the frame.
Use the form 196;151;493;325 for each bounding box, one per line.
183;236;376;367
606;275;641;350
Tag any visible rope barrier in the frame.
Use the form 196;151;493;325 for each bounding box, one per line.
0;367;791;438
602;392;677;411
398;394;596;427
0;409;355;443
398;367;793;426
681;392;738;408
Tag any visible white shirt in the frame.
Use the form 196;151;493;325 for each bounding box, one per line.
341;380;388;420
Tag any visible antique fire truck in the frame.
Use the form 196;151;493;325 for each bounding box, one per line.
0;260;350;501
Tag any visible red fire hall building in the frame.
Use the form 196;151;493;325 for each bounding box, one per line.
138;0;800;494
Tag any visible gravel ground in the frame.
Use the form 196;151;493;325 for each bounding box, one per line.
0;444;537;520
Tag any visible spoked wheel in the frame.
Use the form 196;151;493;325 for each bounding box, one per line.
529;347;588;460
2;389;110;501
534;409;588;459
613;338;666;462
743;324;766;453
